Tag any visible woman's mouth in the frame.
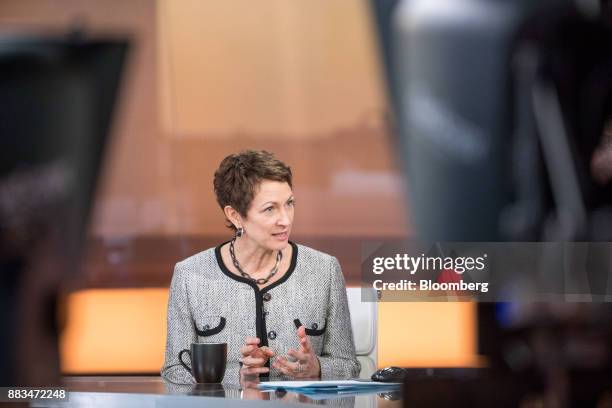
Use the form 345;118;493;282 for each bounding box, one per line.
272;232;289;240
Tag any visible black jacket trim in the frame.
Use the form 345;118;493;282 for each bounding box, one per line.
194;316;226;336
214;241;298;291
214;241;298;377
294;318;327;336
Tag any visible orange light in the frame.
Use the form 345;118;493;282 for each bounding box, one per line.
60;288;482;373
377;300;482;368
60;288;169;373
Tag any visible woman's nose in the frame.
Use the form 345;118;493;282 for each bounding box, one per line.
277;208;291;226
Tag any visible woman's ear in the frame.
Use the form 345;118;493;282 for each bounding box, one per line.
223;206;242;229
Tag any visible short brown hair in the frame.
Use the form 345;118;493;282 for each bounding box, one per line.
213;150;292;230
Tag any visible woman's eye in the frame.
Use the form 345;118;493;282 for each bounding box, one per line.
287;200;295;206
264;207;274;212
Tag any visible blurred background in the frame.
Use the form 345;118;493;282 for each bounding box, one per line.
0;0;478;376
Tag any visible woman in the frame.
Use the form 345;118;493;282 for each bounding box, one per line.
161;150;360;384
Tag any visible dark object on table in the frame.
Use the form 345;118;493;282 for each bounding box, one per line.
371;367;407;382
178;342;227;383
378;391;401;401
274;388;287;397
0;34;128;386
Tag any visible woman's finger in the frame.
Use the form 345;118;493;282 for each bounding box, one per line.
250;348;274;363
274;356;301;376
260;346;276;357
240;344;258;356
295;326;313;354
242;356;267;367
299;335;313;354
240;366;270;376
272;359;294;377
245;337;261;345
287;348;308;362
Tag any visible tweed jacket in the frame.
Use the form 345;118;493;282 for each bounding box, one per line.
161;242;360;384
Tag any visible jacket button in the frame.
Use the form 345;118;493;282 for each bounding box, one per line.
263;293;272;301
268;331;277;340
203;325;210;330
311;323;318;330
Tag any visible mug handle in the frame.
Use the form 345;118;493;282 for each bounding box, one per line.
178;349;192;372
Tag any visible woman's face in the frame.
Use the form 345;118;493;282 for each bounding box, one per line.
242;180;294;251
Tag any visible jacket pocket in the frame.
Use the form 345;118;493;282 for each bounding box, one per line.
194;316;226;336
293;317;327;336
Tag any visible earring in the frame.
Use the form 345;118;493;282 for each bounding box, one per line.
236;227;244;238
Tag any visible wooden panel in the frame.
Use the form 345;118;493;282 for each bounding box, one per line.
157;0;386;137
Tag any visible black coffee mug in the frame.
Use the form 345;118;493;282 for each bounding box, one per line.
179;342;227;383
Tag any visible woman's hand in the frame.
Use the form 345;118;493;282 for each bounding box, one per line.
273;326;321;378
239;336;275;376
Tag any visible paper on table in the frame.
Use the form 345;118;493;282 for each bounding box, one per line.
258;380;402;390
